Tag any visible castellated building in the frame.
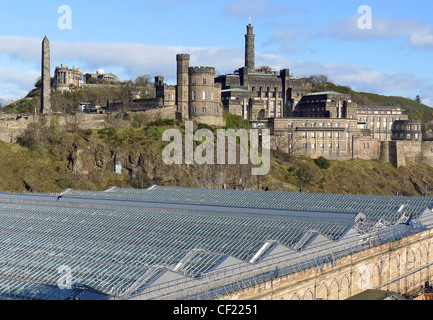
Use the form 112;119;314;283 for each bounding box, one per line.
54;64;81;93
154;53;223;126
37;23;433;168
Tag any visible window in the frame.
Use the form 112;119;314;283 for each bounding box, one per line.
319;123;324;127
288;123;293;128
192;78;196;85
328;143;332;149
202;91;206;100
302;123;307;127
192;91;196;100
320;132;324;138
415;133;419;140
328;132;332;138
335;132;339;139
202;107;206;113
407;133;411;140
203;78;207;85
336;143;340;149
320;143;324;149
302;132;307;138
312;132;316;139
303;143;307;149
312;143;316;150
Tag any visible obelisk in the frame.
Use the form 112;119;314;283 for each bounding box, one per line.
41;36;51;114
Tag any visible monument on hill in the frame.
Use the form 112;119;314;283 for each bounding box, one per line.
41;36;51;114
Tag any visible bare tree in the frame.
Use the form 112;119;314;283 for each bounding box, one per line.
134;74;152;87
294;161;313;193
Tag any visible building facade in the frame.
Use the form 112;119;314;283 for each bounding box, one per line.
54;64;82;93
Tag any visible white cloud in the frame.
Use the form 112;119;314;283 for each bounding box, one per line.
1;35;432;108
256;51;433;107
0;36;244;101
321;16;433;49
263;27;312;53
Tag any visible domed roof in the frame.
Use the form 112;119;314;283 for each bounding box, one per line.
96;69;105;75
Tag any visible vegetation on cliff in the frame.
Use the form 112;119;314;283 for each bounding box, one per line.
2;113;431;197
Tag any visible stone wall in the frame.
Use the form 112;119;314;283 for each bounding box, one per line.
422;141;433;167
352;136;380;160
219;228;433;300
382;141;423;167
0;106;177;143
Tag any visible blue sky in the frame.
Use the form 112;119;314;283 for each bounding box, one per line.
1;0;433;107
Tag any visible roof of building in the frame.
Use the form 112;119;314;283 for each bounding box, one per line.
221;88;250;93
307;91;344;95
0;186;431;300
346;289;407;300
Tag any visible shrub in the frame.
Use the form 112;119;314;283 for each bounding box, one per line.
314;156;331;170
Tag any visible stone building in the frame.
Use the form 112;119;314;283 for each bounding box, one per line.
294;91;357;119
54;64;82;93
187;65;223;126
84;69;119;83
154;76;176;107
392;120;423;141
215;23;309;121
175;54;223;125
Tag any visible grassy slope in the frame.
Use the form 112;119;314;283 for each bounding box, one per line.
266;154;433;196
1;118;432;197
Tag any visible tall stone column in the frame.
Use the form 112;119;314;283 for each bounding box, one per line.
245;23;255;73
176;54;190;120
41;36;52;114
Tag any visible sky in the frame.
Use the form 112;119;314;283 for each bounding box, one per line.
1;0;433;107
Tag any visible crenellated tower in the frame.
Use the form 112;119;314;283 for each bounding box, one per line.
176;54;190;120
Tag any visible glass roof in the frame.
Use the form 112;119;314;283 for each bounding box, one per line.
0;186;430;299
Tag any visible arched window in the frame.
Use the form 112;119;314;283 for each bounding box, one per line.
202;91;206;100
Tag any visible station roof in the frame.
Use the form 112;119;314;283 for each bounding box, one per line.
0;186;430;300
